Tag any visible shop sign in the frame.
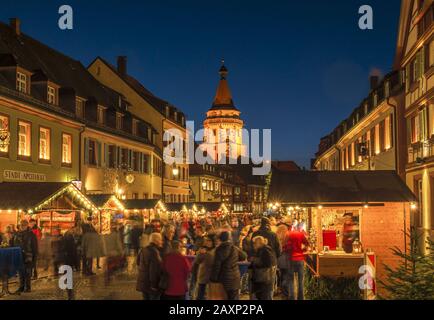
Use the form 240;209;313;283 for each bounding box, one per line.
3;170;46;182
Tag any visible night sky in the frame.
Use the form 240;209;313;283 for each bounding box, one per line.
0;0;401;167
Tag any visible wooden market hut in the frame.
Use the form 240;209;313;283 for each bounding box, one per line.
121;199;166;224
87;194;125;234
0;182;98;235
268;169;417;298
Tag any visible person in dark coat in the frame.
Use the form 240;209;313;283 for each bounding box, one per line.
210;231;247;300
250;236;277;300
13;220;38;292
136;232;164;300
251;217;281;258
63;228;78;271
160;224;175;257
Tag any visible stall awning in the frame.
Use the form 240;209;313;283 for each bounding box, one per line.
87;194;124;210
0;182;98;212
268;170;417;204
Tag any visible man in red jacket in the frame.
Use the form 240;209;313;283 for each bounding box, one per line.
162;240;191;300
284;225;309;300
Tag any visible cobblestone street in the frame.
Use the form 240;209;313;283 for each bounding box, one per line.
1;258;143;300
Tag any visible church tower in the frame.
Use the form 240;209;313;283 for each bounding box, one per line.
203;61;245;162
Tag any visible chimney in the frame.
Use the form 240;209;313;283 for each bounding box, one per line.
9;18;21;36
370;75;379;90
117;56;127;77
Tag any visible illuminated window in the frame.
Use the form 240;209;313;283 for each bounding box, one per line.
385;115;391;150
47;86;56;104
0;115;9;154
62;134;72;164
375;124;380;154
18;121;31;158
16;72;27;93
350;142;355;166
76;99;84;118
39;127;51;161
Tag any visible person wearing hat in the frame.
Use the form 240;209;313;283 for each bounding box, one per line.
251;218;281;258
209;231;247;300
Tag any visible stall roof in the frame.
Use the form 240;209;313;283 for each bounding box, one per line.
268;170;416;204
122;199;162;210
0;182;71;209
87;194;116;208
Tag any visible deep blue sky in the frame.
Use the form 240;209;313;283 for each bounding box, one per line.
1;0;401;167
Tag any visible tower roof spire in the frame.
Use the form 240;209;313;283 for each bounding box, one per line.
211;60;237;110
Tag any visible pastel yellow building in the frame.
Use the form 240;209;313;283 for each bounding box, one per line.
395;0;434;249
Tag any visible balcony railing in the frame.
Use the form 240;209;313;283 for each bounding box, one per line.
408;139;434;164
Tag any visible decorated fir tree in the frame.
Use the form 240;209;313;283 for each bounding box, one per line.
379;228;434;300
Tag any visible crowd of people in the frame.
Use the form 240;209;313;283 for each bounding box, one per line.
135;214;310;300
0;213;310;300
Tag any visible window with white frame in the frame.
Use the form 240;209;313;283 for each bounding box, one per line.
62;133;72;164
47;86;56;104
39;127;51;160
18;121;31;157
16;72;27;93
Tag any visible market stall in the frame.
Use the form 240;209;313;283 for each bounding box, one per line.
121;199;166;226
268;169;417;299
0;182;99;235
165;202;229;220
87;194;125;234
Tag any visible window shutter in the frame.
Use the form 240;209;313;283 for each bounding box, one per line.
405;64;410;92
103;144;108;167
117;146;121;167
389;114;394;148
407;118;412;145
97;142;102;167
128;150;132;169
379;120;385;151
370;127;375;156
420;48;425;76
84;138;89;164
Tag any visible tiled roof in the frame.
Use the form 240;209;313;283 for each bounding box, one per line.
0;182;70;209
268;169;416;204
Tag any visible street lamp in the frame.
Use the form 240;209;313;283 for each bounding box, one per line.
172;167;179;177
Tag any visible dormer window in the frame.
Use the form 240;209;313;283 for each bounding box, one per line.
97;106;106;125
16;72;27;93
76;98;85;118
116;113;123;130
47;86;56;105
